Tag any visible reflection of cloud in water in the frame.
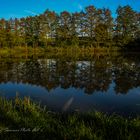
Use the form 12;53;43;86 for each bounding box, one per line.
63;97;74;111
76;61;90;68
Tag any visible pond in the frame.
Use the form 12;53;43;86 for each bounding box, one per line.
0;52;140;116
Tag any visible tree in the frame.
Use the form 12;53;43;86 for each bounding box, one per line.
78;11;85;38
56;11;72;46
85;6;97;39
70;12;80;45
41;10;58;45
95;8;113;47
23;16;42;48
115;5;138;46
5;20;14;48
0;19;6;47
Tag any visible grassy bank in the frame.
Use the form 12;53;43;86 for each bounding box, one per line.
0;97;139;140
0;47;44;58
0;46;121;59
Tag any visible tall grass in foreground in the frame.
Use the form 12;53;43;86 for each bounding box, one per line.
0;97;139;140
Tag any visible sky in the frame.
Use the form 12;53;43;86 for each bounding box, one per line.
0;0;140;19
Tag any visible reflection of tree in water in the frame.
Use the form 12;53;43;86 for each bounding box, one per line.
21;60;43;84
114;58;140;94
0;53;140;94
73;59;112;94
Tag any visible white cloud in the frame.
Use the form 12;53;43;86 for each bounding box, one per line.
78;4;83;10
24;10;38;15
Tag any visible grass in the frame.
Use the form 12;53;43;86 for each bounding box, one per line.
0;97;139;140
0;46;121;58
45;45;121;54
0;47;44;58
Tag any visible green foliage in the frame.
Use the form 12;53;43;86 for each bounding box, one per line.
115;5;139;47
0;5;139;49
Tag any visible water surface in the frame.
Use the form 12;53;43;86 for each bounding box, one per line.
0;53;140;116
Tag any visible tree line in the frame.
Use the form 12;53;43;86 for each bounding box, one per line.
0;5;140;48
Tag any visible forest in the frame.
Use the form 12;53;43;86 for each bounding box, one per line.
0;5;140;49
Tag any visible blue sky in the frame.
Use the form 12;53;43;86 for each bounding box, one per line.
0;0;140;19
